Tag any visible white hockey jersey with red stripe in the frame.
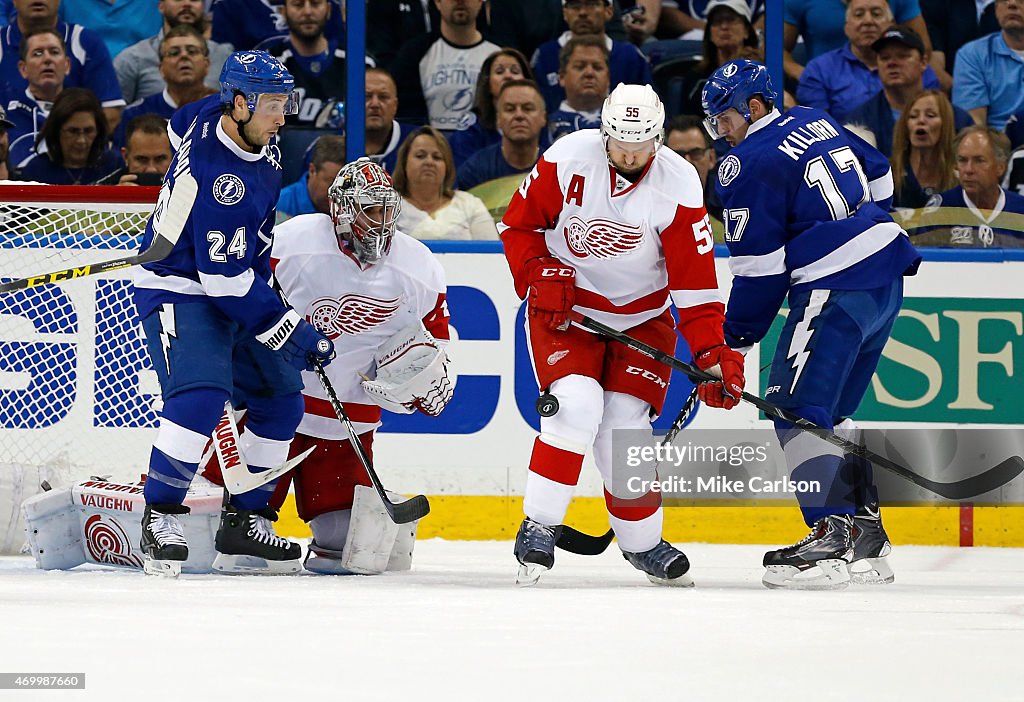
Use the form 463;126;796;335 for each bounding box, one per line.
500;129;725;354
271;214;449;439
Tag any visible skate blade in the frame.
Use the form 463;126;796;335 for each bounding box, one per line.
515;563;548;587
212;553;302;575
849;556;895;585
762;559;851;590
646;573;695;588
143;556;182;578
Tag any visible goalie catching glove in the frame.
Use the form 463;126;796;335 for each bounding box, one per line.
694;344;745;410
257;309;336;371
361;322;455;416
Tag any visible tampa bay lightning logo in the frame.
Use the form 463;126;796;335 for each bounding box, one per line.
212;174;246;205
238;52;258;64
444;87;474;113
723;62;738;77
266;143;283;171
718;155;742;187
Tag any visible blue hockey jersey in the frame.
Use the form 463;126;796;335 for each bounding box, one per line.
133;101;288;337
716;106;921;348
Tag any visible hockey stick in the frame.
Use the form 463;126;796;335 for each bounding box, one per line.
211;403;317;494
571;312;1024;500
0;227;174;293
310;359;430;524
555;386;702;556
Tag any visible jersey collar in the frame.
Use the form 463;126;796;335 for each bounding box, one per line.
747;108;782;138
608;150;656;197
962;186;1006;222
216;118;267;162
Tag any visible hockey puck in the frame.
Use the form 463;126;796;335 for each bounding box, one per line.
536;392;559;417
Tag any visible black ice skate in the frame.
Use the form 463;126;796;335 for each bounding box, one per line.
849;502;894;585
211;505;302;575
622;540;694;587
762;514;854;590
514;517;562;586
141;503;190;578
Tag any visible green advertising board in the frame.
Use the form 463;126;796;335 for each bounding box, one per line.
760;298;1024;423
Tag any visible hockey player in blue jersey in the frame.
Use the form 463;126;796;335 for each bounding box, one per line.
701;60;922;589
133;50;336;577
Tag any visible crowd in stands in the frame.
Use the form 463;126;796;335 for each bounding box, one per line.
0;0;1021;246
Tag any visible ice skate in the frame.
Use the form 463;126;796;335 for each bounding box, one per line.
514;518;562;587
622;540;694;587
212;505;302;575
762;514;854;590
849;502;894;585
141;503;190;578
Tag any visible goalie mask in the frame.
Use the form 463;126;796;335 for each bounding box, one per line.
328;158;402;265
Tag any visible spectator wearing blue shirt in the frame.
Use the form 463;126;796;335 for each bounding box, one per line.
797;0;939;123
1;0;125;132
457;79;546;191
58;0;162;59
277;134;345;220
548;34;607;142
953;0;1024;130
784;0;930;84
914;126;1024;247
448;48;533;167
112;26;215;149
532;0;651;114
844;26;972;158
211;0;343;51
5;28;66;169
17;87;122;184
0;103;13;178
889;89;960;210
365;67;417;175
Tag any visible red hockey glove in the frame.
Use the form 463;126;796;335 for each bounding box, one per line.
524;256;575;331
694;345;745;410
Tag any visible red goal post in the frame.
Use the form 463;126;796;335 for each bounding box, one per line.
0;184;161;553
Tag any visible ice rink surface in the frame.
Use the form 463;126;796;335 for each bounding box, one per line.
1;540;1022;701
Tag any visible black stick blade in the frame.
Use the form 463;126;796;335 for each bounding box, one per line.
920;456;1024;500
556;526;614;555
385;494;431;524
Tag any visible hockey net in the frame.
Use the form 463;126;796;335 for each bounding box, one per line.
0;184;161;553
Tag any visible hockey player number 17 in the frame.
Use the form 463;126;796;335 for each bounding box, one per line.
803;146;870;221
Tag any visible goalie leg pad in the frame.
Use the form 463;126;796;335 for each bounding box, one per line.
22;488;86;570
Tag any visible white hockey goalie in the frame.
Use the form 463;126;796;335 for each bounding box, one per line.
361;322;455;416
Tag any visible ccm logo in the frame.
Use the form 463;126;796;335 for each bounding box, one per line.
626;365;667;389
540;267;573;277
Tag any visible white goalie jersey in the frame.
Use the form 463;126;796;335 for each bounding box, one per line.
271;214;451;439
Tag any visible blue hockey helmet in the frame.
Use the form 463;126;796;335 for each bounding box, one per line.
219;50;299;115
700;59;777;138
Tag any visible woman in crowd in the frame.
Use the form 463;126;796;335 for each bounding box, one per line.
675;1;761;117
394;126;498;241
448;48;535;167
890;89;959;210
18;88;122;185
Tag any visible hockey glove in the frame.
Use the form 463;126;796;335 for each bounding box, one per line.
694;345;745;410
361;323;455;416
524;256;575;331
256;309;336;372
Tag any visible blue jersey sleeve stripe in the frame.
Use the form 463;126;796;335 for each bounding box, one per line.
729;246;786;277
670;288;724;308
869;170;894;202
791;222;902;285
133;268;203;295
199;269;256;298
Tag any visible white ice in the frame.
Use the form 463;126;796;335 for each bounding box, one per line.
1;541;1022;702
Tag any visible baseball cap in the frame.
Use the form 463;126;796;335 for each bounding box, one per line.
704;0;753;22
872;25;926;54
0;105;13;130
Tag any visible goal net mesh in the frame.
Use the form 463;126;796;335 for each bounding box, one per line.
0;185;160;552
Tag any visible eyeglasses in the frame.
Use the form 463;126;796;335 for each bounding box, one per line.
674;147;710;161
61;126;97;139
162;45;206;59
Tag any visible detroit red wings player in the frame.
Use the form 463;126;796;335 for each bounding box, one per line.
268;158;453;574
501;84;746;586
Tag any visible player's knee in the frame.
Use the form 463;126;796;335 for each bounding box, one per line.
773;405;833;444
600;391;651;431
540;375;605;448
242;391;304;441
